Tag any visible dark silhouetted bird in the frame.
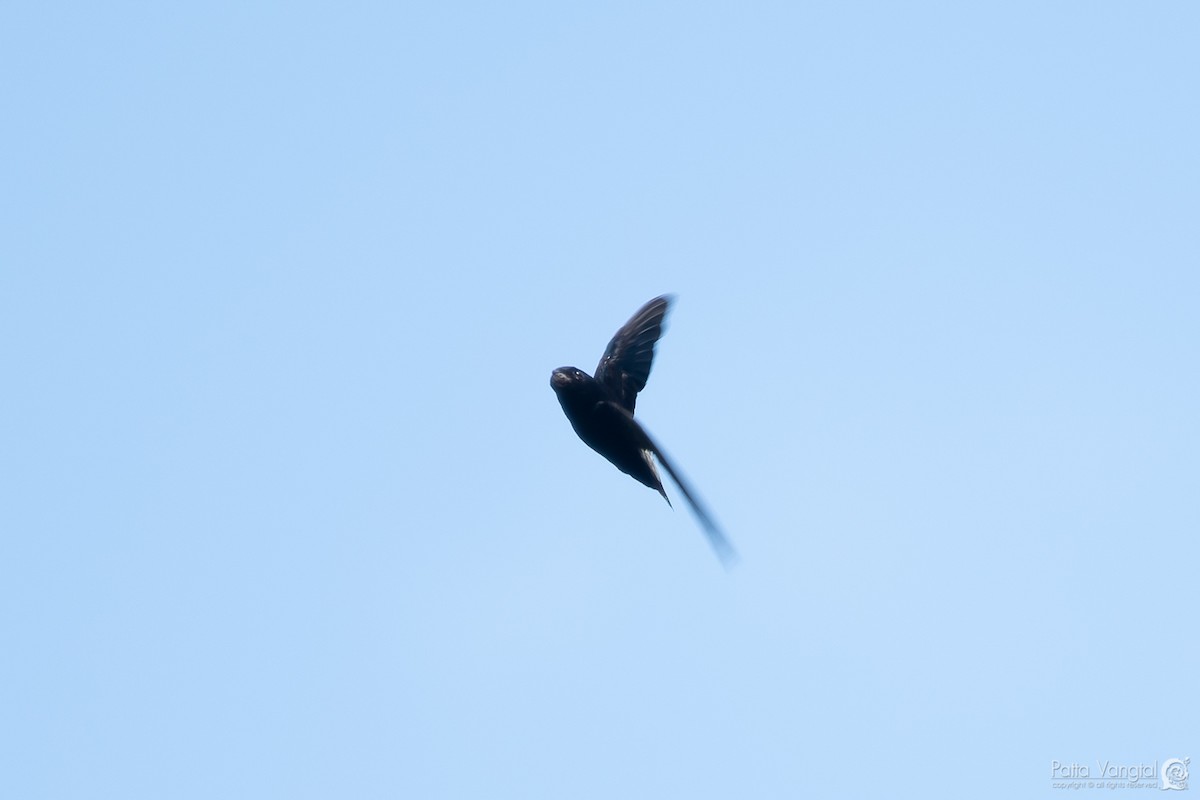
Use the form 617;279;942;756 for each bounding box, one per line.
550;295;736;565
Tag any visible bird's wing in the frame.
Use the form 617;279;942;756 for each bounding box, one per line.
650;438;738;567
594;295;672;413
596;400;738;567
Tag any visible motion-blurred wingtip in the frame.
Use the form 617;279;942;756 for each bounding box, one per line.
708;531;739;570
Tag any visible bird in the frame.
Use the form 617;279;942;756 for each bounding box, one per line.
550;295;736;565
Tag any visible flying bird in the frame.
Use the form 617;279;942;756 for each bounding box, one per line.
550;295;736;565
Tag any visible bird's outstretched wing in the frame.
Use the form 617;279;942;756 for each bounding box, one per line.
595;399;738;567
650;438;738;568
594;295;672;413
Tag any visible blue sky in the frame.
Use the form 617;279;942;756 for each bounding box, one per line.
2;2;1197;798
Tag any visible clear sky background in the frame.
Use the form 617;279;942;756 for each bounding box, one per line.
2;3;1197;798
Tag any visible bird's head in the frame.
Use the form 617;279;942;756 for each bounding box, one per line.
550;367;586;393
